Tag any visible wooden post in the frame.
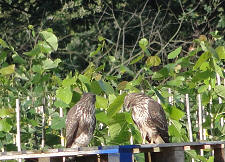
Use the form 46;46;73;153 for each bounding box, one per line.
108;152;133;162
214;147;225;162
150;147;184;162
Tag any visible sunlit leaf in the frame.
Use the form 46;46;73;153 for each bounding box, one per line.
40;31;58;51
146;56;161;67
216;46;225;59
215;85;225;99
51;116;65;130
96;111;109;124
32;65;43;73
42;58;61;70
54;100;69;108
96;95;108;109
0;119;12;132
167;76;185;87
107;93;126;117
139;38;148;51
0;39;9;48
56;86;73;104
0;64;15;75
168;119;182;137
78;74;91;85
193;52;210;70
62;76;77;87
0;108;14;118
168;46;182;59
198;85;208;93
168;106;185;121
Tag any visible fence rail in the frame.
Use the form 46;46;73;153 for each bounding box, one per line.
0;141;224;162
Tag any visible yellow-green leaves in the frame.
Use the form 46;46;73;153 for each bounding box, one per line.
193;52;210;70
216;46;225;60
146;55;161;67
139;38;148;51
0;39;9;48
168;46;182;59
107;93;126;118
0;64;15;75
215;85;225;99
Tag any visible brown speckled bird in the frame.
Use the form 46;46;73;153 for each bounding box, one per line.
124;93;169;144
66;93;96;148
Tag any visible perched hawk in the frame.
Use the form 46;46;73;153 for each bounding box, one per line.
66;93;96;148
124;93;169;144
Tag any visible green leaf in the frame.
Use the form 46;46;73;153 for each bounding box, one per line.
193;52;210;70
207;156;214;162
192;70;211;82
42;58;61;70
98;80;114;95
90;45;101;57
215;85;225;99
139;38;148;51
23;45;41;57
78;74;91;85
0;108;14;118
0;39;9;48
130;53;144;65
168;46;182;59
215;65;224;78
56;86;73;104
167;76;185;87
96;111;109;124
90;81;102;95
168;119;182;137
198;85;208;93
216;46;225;59
107;93;126;117
96;95;108;109
38;41;52;54
119;65;134;76
152;67;169;80
109;56;116;62
51;116;65;130
40;31;58;51
168;106;185;121
146;56;161;67
54;100;69;108
62;76;77;87
12;54;26;64
32;65;43;73
0;119;12;132
0;64;15;75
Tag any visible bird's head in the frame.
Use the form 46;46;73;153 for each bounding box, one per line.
82;92;96;104
123;93;134;112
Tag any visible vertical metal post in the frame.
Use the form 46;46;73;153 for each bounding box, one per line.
16;99;22;162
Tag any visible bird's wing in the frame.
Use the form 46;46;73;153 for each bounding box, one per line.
147;100;169;142
66;106;80;148
66;119;79;148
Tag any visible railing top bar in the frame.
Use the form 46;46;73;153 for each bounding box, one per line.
139;141;225;148
0;141;224;160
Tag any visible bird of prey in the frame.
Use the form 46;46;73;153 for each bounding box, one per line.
124;93;169;144
66;93;96;148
